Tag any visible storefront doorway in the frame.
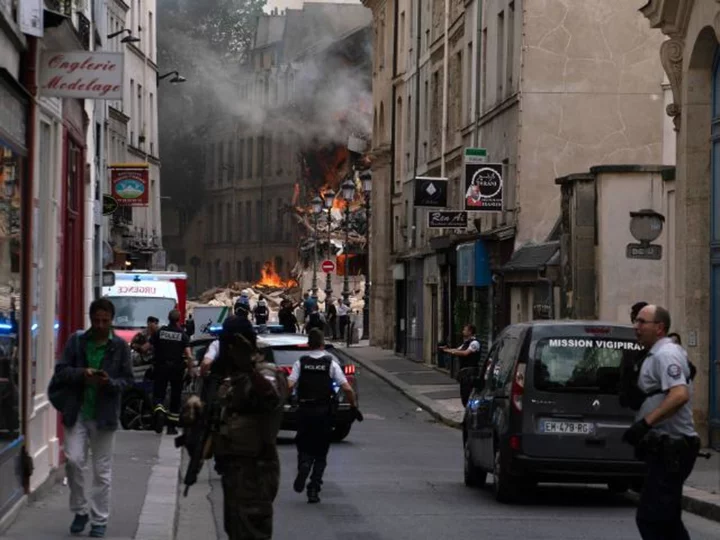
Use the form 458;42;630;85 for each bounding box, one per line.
709;51;720;446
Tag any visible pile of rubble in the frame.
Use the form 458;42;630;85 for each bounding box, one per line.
188;280;301;313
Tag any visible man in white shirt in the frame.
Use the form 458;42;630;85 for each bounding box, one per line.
337;300;350;341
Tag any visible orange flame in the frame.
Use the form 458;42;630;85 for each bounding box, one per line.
336;254;357;276
255;260;298;289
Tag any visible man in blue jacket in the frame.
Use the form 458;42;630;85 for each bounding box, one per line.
50;298;133;538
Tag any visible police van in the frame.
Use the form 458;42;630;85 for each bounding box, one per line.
463;320;646;502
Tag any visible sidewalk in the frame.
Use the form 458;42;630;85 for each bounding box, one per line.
0;430;181;540
341;344;720;522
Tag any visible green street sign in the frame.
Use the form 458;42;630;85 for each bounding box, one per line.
464;148;488;164
102;195;119;215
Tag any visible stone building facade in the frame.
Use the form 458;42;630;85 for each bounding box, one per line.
363;0;669;363
640;0;720;446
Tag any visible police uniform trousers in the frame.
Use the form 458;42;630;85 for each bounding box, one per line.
296;404;333;491
152;361;185;426
216;453;280;540
636;435;700;540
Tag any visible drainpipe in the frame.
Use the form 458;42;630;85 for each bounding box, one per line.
473;0;483;147
21;35;39;492
440;0;449;179
411;0;422;192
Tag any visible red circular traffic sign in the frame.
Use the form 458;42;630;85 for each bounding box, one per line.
321;260;335;273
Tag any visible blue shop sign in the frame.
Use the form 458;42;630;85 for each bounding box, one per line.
456;240;491;287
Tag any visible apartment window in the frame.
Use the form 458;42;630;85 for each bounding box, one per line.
206;207;214;242
137;84;143;144
265;199;272;233
400;12;405;57
395;97;403;179
245;200;252;242
136;0;141;32
467;42;473;124
148;11;154;61
226;203;232;242
275;198;283;241
235;202;242;241
236;261;242;281
481;28;487;110
507;2;515;93
149;93;154;151
130;79;135;143
218;141;224;183
255;200;262;241
228;139;235;182
248;138;255;177
424;79;428;132
497;11;505;100
217;203;223;242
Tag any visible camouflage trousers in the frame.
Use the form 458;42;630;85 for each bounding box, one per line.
219;456;280;540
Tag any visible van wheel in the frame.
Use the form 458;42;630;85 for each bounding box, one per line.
464;439;486;488
493;448;518;503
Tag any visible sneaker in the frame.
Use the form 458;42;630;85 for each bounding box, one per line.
166;425;178;435
89;524;107;538
153;410;165;434
293;464;311;493
69;513;89;534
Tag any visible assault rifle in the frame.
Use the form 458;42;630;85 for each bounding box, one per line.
175;376;220;496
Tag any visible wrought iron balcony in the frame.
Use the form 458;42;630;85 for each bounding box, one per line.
45;0;73;16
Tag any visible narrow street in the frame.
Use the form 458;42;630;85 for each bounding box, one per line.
175;369;720;540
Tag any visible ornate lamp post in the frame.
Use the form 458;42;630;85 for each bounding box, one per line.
360;171;372;340
310;196;323;297
323;189;336;312
340;179;356;307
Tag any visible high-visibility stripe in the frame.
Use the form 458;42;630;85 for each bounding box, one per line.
153;404;167;413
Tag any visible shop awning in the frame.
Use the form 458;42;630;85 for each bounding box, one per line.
502;241;559;273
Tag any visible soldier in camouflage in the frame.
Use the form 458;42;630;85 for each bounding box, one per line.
211;321;288;540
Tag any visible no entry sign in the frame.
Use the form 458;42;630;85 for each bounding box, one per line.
321;260;336;273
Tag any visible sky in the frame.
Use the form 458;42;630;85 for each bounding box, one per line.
264;0;362;13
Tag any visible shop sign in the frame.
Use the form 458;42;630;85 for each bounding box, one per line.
110;164;149;207
464;162;503;212
428;210;468;229
414;176;448;208
39;52;124;100
19;0;44;37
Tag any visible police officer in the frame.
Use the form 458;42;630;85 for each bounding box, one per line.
211;318;286;540
253;299;269;326
287;328;361;503
150;309;192;435
622;304;700;540
440;324;482;407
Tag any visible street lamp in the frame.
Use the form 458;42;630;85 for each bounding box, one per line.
360;171;372;340
323;189;336;312
340;179;356;307
107;28;140;43
157;71;187;84
310;196;323;297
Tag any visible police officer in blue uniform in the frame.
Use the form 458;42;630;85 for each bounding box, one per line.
287;328;361;503
622;304;700;540
150;309;192;434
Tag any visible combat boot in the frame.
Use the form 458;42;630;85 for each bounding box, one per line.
307;486;320;504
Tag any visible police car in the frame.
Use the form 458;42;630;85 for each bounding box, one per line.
190;325;359;442
463;321;646;502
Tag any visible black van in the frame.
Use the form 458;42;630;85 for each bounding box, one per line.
463;321;646;502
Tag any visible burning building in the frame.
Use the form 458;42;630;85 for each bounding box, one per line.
163;4;372;297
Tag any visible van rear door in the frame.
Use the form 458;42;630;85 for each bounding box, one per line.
522;325;641;461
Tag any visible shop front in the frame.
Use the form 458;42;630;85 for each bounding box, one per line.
0;69;29;525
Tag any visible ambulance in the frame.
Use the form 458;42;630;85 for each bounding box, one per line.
101;270;188;343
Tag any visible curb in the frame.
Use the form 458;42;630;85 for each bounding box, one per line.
344;350;463;429
345;348;720;524
134;435;182;540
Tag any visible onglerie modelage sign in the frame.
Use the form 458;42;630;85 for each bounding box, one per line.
39;52;124;99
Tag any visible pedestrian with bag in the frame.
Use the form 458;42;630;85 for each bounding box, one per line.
48;298;133;538
622;304;700;540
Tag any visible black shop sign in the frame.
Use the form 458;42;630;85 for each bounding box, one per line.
427;211;468;229
464;163;503;212
413;177;448;208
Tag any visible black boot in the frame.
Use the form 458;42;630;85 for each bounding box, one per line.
294;460;312;493
307;486;320;504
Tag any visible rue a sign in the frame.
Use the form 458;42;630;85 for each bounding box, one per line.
427;211;468;229
626;243;662;260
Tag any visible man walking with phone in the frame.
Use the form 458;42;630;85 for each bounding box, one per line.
49;298;133;538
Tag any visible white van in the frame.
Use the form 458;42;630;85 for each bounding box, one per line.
102;280;178;342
